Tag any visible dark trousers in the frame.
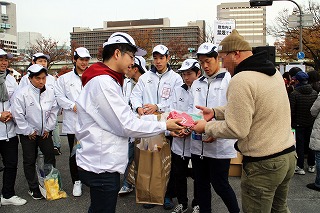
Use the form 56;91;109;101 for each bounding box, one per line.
67;134;79;183
296;127;315;169
0;136;19;198
79;169;120;213
171;152;198;208
191;154;240;213
20;133;55;190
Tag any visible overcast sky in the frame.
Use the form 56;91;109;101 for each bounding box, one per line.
8;0;304;45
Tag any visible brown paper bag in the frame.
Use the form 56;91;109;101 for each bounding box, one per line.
135;134;171;205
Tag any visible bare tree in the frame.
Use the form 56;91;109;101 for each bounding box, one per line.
26;37;70;69
268;0;320;71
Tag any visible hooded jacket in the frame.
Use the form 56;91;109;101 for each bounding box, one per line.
130;65;183;113
289;84;317;128
75;62;167;174
206;51;295;158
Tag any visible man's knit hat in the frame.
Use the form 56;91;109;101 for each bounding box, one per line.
218;29;252;53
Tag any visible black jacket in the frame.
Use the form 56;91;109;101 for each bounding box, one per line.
289;84;318;128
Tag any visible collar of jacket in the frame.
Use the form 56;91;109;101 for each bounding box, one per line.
30;82;46;94
181;83;188;91
199;72;226;82
150;64;172;74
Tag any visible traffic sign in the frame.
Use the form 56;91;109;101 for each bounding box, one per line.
297;52;305;60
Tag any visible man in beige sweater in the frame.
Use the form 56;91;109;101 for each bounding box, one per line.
192;29;296;213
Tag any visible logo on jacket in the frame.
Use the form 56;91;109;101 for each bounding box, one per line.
147;79;153;84
196;88;201;92
70;83;75;87
29;102;34;106
179;98;184;102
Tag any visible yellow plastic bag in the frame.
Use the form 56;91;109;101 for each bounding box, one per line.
43;165;67;200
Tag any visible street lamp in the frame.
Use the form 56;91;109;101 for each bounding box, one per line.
249;0;303;53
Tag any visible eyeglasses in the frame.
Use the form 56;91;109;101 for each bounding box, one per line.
124;51;134;60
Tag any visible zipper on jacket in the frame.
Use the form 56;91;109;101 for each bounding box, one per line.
200;81;211;159
39;92;44;136
181;138;186;160
157;76;162;104
2;102;9;141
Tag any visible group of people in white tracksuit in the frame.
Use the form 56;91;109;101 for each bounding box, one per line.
0;47;92;206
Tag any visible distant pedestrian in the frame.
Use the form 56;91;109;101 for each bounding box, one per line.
307;70;320;93
307;92;320;191
289;71;318;175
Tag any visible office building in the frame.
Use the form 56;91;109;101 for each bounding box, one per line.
70;18;205;59
17;32;43;53
217;2;267;47
0;1;17;54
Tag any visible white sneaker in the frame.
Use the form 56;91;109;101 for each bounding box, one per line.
295;166;306;175
73;180;82;197
118;185;133;195
172;204;188;213
308;166;315;173
192;205;200;213
1;195;27;206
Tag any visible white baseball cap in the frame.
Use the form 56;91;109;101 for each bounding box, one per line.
103;32;147;56
178;59;200;72
0;49;13;59
32;52;50;61
196;43;217;55
152;44;169;55
27;64;48;74
74;47;91;58
134;56;147;73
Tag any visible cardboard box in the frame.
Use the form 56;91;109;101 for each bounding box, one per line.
229;152;243;177
229;164;242;177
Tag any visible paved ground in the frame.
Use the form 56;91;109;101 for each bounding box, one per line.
1;131;320;212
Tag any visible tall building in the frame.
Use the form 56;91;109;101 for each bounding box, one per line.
17;32;43;53
217;2;267;47
70;18;205;59
0;1;17;54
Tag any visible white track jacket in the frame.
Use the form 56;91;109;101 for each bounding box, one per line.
75;74;167;174
190;71;237;159
130;67;183;113
55;69;82;133
0;74;18;140
12;84;59;136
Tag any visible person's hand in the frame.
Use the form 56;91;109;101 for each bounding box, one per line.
28;131;37;140
73;105;77;113
42;131;49;139
143;104;158;115
137;107;145;116
170;129;186;138
202;136;216;143
195;106;214;121
0;111;12;123
166;118;184;132
191;120;207;134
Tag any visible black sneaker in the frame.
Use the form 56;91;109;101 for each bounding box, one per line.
53;147;62;155
28;188;43;200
